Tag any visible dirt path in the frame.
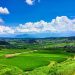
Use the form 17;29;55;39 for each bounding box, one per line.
5;50;37;58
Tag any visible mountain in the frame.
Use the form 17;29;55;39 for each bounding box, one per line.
0;31;75;38
15;32;75;38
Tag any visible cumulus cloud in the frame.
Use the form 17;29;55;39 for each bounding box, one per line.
16;20;56;33
0;16;75;34
0;7;9;14
25;0;35;5
25;0;40;5
0;25;14;34
16;16;75;33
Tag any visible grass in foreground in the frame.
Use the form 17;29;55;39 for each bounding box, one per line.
0;64;24;75
27;59;75;75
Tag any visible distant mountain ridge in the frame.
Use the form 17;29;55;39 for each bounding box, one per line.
0;31;75;38
15;32;75;38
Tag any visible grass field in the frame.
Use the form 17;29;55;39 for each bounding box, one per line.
0;49;74;75
0;49;68;71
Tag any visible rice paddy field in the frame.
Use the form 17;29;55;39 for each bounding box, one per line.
0;49;74;75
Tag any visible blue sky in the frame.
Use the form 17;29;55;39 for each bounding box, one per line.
0;0;75;24
0;0;75;37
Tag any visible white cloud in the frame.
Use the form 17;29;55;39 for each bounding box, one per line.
16;16;75;33
0;16;75;34
0;7;9;14
25;0;35;5
25;0;40;5
16;20;55;33
0;25;14;34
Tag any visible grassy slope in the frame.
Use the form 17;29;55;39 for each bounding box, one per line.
28;59;75;75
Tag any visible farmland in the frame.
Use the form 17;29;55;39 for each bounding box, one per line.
0;37;75;75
